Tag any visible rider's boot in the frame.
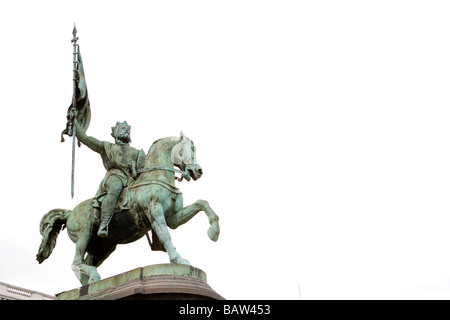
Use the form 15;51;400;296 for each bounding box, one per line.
97;194;118;238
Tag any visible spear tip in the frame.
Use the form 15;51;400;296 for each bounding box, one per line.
72;23;77;36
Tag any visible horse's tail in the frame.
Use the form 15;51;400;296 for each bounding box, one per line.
36;208;72;264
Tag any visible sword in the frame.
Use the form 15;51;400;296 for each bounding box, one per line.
70;23;79;198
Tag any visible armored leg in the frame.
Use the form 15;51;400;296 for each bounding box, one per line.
97;194;118;237
97;176;123;238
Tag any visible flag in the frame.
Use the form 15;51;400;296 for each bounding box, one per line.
60;47;91;144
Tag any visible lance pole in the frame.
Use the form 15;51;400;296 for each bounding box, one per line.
70;23;79;198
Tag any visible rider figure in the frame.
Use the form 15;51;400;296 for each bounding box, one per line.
70;109;145;238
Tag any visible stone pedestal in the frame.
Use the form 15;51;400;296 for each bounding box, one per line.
56;264;224;300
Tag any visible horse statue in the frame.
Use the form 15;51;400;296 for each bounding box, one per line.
36;132;220;285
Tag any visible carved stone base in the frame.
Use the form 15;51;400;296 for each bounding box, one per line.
56;264;224;300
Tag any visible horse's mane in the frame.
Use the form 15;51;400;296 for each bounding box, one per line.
148;136;179;154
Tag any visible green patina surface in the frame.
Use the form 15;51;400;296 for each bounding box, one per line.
37;27;220;288
56;264;207;300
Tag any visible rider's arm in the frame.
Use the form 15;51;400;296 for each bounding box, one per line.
73;118;104;154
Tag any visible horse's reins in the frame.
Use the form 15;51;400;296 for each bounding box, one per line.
137;166;189;182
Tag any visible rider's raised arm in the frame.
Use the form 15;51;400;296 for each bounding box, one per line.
73;118;104;154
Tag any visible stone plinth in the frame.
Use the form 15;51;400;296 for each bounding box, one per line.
56;264;224;300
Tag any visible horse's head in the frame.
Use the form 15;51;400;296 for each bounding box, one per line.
171;131;203;181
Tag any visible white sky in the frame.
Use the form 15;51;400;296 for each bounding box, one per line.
1;1;450;300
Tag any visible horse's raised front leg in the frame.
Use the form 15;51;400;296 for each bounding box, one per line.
147;196;190;266
166;199;220;242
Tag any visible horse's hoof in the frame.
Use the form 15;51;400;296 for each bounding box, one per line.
207;222;220;242
172;257;191;266
89;273;101;283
